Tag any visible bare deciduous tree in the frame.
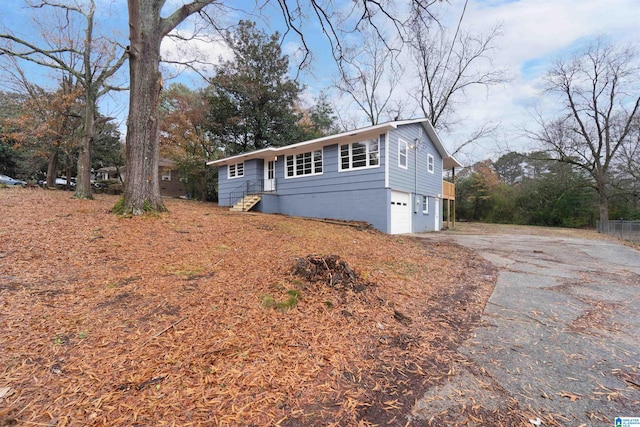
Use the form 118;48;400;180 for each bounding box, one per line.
0;0;128;199
526;38;640;222
124;0;217;213
612;120;640;211
409;3;506;156
334;30;404;126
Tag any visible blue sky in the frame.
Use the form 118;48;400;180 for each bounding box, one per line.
1;0;639;164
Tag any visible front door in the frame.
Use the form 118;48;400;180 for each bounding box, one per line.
264;160;276;192
434;198;440;231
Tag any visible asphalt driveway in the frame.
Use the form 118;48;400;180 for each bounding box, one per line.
413;228;640;426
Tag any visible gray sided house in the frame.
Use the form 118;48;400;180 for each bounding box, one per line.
208;119;460;234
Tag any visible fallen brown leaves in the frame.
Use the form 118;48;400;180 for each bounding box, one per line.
1;189;501;426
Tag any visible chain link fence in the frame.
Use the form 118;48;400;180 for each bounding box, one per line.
597;220;640;243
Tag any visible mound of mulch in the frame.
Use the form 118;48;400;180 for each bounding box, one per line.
292;254;371;292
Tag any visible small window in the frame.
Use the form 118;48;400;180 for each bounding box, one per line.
313;150;322;173
228;162;244;179
161;170;171;181
399;139;408;169
422;196;429;214
427;154;434;174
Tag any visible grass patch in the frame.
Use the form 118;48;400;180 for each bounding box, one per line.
111;197;126;215
261;289;302;312
167;265;205;278
112;197;161;217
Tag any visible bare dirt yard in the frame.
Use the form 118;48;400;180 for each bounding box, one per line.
1;189;517;426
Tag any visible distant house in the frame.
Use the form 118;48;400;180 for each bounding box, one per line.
94;166;123;182
157;158;188;198
95;158;187;198
208;119;460;234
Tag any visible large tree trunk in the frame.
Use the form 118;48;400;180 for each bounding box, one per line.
123;0;166;214
74;3;97;200
46;148;58;188
65;152;73;191
75;97;95;199
595;174;610;222
598;186;609;223
121;0;215;214
201;174;207;202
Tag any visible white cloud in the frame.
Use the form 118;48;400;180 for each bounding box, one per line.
160;28;233;81
411;0;640;162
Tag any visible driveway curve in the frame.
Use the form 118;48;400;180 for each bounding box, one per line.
414;227;640;426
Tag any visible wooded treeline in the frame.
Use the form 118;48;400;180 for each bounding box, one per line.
455;151;640;227
0;89;123;186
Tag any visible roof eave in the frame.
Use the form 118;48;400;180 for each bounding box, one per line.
443;156;463;169
206;147;278;166
418;121;463;169
205;118;465;168
206;121;403;166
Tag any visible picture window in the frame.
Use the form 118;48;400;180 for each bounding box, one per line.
340;139;380;171
286;150;323;177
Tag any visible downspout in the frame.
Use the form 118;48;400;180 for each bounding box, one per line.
414;138;418;214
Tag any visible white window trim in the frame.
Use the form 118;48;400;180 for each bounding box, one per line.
284;149;323;179
398;139;408;169
339;138;381;172
384;132;389;187
427;153;435;174
228;162;244;179
422;195;429;214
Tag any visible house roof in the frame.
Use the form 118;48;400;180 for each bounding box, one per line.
206;118;463;169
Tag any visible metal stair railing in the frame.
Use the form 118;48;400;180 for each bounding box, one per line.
228;179;275;208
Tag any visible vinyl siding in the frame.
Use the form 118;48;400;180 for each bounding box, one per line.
217;159;262;206
263;141;389;231
274;142;385;196
388;123;443;196
387;123;444;232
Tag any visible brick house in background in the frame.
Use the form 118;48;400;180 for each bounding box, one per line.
95;158;187;198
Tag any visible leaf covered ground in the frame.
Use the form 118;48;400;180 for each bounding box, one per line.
1;189;523;426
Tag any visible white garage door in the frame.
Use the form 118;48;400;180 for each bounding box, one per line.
390;191;411;234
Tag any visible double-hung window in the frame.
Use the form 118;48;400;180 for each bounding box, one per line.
398;139;408;169
228;162;244;179
422;195;429;214
339;139;379;171
427;154;435;174
286;150;323;178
